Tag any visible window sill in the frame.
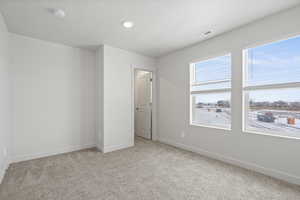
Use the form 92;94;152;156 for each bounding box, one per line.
243;129;300;141
190;123;231;131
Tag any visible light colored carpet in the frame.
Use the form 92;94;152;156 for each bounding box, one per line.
1;138;300;200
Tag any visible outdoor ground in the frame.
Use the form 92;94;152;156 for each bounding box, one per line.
193;108;300;138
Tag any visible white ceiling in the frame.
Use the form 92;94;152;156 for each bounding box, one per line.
0;0;299;57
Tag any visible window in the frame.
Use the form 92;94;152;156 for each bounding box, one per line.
190;55;231;129
243;36;300;138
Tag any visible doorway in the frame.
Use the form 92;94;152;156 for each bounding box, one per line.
134;69;153;140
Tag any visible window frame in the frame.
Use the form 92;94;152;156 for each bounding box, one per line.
189;53;232;130
242;36;300;140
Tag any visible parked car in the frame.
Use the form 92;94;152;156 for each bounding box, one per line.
257;112;275;123
216;108;222;113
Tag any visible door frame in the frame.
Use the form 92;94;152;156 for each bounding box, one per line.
131;66;157;143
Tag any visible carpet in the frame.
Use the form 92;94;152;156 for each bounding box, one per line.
1;138;299;200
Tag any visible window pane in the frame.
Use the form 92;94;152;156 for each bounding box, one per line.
245;88;300;138
191;92;231;129
246;36;300;86
191;81;231;92
195;55;231;82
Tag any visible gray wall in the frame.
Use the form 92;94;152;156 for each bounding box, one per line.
97;45;156;153
157;6;300;185
10;33;97;162
0;12;11;183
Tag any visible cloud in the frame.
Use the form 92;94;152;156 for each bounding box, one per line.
249;55;300;67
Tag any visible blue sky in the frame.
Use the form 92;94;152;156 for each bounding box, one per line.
194;55;231;103
248;36;300;102
195;55;231;82
194;92;230;104
248;36;300;86
194;36;300;103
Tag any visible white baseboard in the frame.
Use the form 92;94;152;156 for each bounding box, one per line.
12;143;96;163
96;144;103;153
103;143;134;153
158;137;300;186
0;156;10;184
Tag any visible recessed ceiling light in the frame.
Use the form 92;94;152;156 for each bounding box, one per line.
49;8;66;18
122;21;134;29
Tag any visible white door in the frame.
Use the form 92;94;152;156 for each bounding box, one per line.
135;70;152;139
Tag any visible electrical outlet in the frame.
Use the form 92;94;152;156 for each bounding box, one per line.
181;131;185;138
3;147;7;157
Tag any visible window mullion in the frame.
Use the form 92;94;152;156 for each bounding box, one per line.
244;82;300;91
191;88;231;94
191;79;231;86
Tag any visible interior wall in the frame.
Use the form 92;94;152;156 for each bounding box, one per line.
99;45;156;153
96;46;104;151
0;13;11;183
10;33;97;162
157;6;300;185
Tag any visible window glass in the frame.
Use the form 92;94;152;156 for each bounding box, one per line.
245;88;300;138
191;92;231;129
195;55;231;83
246;36;300;86
244;36;300;139
191;54;231;129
